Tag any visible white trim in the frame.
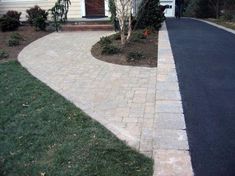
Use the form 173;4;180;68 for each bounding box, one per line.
104;0;109;16
80;0;86;17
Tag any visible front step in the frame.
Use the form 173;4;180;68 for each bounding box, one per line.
62;24;114;31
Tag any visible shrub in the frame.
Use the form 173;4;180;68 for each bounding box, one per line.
109;0;117;29
10;32;24;41
8;38;20;47
135;0;165;29
0;49;9;59
49;0;71;32
101;45;120;55
111;33;121;40
127;51;145;62
221;13;233;21
99;36;112;46
7;32;23;47
26;5;48;30
130;31;146;42
0;16;20;32
6;10;21;21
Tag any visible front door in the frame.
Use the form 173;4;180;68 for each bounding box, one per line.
85;0;105;17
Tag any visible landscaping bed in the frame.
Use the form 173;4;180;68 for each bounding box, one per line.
0;25;51;63
91;30;158;67
0;61;153;176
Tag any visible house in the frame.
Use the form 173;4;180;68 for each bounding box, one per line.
0;0;175;21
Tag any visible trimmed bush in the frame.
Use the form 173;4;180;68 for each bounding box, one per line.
127;51;145;62
7;32;23;47
111;33;121;40
135;0;165;29
26;5;48;30
8;38;20;47
102;45;120;55
0;49;9;59
130;31;146;42
10;32;24;41
0;16;20;32
99;36;112;46
6;10;21;21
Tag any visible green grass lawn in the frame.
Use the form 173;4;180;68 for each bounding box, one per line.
0;61;153;176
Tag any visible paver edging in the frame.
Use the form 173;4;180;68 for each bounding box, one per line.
153;21;194;176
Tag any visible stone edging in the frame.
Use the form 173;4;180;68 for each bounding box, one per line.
153;22;194;176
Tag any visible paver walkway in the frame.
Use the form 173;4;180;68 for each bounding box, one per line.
18;28;193;175
166;18;235;176
19;31;157;153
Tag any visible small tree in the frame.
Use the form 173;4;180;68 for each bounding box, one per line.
49;0;71;31
112;0;133;45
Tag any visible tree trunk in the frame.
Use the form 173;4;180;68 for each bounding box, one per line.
126;10;132;41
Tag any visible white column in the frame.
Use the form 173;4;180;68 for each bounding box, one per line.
104;0;110;17
80;0;86;17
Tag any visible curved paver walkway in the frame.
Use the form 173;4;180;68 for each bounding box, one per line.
18;29;193;175
18;31;157;154
167;18;235;176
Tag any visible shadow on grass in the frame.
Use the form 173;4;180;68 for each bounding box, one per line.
0;61;153;176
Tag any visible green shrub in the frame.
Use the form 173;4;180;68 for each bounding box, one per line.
99;36;112;46
7;32;23;47
0;49;9;59
10;32;24;41
6;10;21;21
130;31;146;42
33;16;48;30
101;45;120;55
26;5;48;30
108;0;117;29
8;38;20;47
135;0;165;29
111;33;121;40
221;13;233;21
49;0;71;32
127;51;145;62
0;16;20;32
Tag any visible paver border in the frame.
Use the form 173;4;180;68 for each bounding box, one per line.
153;21;194;176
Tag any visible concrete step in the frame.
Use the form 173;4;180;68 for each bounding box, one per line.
62;24;113;31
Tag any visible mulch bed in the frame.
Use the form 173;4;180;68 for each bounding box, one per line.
0;25;51;63
91;31;158;67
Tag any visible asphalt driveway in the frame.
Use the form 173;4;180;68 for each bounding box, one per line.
166;18;235;176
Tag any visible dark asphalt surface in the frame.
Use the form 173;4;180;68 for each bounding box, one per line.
166;18;235;176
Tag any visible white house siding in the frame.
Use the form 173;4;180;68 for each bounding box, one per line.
160;0;175;17
0;0;82;21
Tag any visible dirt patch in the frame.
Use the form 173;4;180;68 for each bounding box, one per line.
91;31;158;67
0;25;51;63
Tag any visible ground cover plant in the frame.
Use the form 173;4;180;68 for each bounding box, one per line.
0;61;153;176
0;26;50;63
91;29;158;67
